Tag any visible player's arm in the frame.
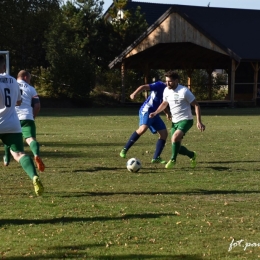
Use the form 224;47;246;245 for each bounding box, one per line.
190;99;205;132
16;100;22;106
130;84;150;100
149;101;169;118
32;97;40;119
163;104;172;121
16;83;22;106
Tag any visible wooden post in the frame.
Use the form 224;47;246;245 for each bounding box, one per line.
186;69;194;91
144;64;149;99
230;59;240;107
251;62;259;106
231;59;239;107
226;68;231;100
206;68;213;100
121;61;125;103
187;77;191;90
231;60;235;107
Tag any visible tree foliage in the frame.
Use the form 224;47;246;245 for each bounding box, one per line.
108;0;148;54
97;0;149;98
0;0;151;103
42;1;104;101
0;0;60;73
0;0;227;104
176;69;228;100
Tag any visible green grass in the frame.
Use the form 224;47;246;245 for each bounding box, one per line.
1;107;260;259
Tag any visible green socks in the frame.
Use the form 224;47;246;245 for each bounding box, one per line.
171;142;181;161
4;145;11;162
19;155;37;180
171;143;194;161
29;140;40;156
179;145;194;158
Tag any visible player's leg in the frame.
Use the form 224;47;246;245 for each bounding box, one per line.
165;127;183;168
177;120;196;167
27;136;45;172
179;146;197;168
3;144;11;166
120;111;149;158
2;133;44;196
165;120;195;169
150;116;168;164
21;120;45;172
179;146;196;158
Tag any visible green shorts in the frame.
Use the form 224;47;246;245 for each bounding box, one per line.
171;119;193;137
20;120;36;139
0;133;24;152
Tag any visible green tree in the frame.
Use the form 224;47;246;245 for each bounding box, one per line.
96;0;149;101
0;0;60;73
177;69;228;100
109;0;148;55
43;0;105;102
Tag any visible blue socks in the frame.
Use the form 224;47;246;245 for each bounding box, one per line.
124;131;140;150
153;139;166;159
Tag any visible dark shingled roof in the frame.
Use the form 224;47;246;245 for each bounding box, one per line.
174;5;260;60
124;1;173;26
106;1;260;64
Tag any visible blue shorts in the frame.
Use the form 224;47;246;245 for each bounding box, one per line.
139;111;166;134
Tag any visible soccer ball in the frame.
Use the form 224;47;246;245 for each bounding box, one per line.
126;158;141;172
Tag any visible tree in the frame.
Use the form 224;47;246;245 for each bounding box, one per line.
0;0;60;73
177;69;228;100
108;0;148;55
96;0;149;100
43;0;104;102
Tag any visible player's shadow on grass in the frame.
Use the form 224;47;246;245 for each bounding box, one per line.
73;167;168;173
54;189;260;198
6;253;204;260
208;160;259;164
203;166;230;171
38;141;121;147
0;213;176;227
73;167;126;172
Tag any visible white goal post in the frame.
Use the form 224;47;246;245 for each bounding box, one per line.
0;51;10;75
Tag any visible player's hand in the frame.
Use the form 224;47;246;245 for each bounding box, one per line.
197;122;205;132
166;113;172;121
149;112;156;118
130;93;135;100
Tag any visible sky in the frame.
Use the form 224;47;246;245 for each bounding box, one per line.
102;0;260;12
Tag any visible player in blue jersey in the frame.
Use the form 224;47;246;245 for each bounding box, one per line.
120;81;171;164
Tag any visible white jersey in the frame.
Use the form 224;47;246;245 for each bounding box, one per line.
163;84;195;123
0;74;22;133
15;79;39;120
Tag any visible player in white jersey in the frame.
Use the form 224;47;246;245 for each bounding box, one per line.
0;55;43;196
149;70;205;168
4;70;45;171
14;70;45;172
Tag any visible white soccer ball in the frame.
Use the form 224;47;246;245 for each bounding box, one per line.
126;158;141;173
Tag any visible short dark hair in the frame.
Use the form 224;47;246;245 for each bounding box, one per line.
165;70;179;80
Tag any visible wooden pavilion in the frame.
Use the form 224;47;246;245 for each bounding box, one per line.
107;2;260;106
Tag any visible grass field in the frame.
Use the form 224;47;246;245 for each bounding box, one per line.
1;106;260;260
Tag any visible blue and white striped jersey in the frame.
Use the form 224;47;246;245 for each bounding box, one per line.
140;81;166;113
